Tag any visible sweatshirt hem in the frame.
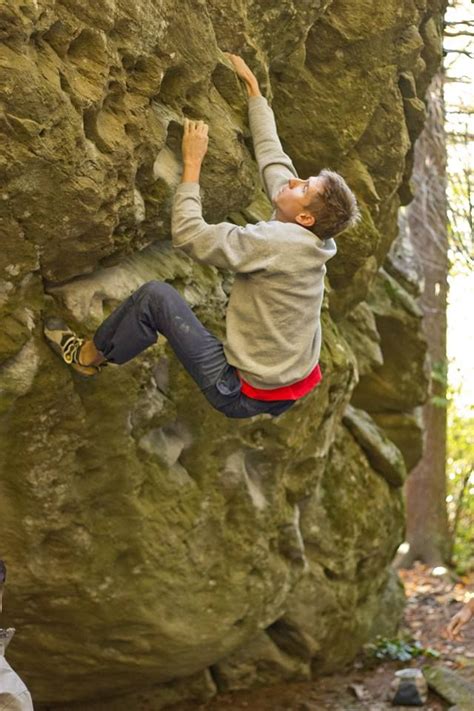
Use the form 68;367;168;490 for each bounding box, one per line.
229;360;321;390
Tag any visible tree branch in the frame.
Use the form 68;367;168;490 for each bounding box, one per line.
444;29;474;37
444;49;474;58
444;75;473;84
446;132;474;141
444;20;474;27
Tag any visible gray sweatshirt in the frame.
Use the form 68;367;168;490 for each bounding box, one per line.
171;95;337;389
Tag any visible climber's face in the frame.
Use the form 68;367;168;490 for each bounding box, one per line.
274;175;325;228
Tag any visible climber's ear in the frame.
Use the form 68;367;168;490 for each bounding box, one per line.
295;212;316;228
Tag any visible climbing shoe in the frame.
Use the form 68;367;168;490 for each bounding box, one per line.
43;317;102;377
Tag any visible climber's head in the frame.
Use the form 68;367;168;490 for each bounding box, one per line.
274;169;360;240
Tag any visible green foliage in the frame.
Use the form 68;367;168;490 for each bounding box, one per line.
430;361;449;407
432;360;448;387
447;399;474;574
446;350;474;573
366;636;440;662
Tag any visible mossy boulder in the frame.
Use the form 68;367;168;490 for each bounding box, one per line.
0;0;444;707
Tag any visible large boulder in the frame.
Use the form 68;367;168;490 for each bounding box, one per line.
351;268;429;414
0;0;444;707
212;422;405;689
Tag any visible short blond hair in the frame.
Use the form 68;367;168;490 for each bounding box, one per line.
307;169;360;240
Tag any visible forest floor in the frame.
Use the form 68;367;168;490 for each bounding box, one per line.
172;564;474;711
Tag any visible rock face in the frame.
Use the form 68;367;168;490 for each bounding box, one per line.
0;0;444;707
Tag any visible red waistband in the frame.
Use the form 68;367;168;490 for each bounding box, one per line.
236;363;322;401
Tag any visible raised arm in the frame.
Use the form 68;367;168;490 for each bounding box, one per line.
225;53;298;202
171;119;272;273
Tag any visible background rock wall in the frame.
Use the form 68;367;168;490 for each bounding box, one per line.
0;0;444;707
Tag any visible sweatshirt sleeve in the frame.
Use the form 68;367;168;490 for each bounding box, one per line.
248;95;299;202
171;183;271;273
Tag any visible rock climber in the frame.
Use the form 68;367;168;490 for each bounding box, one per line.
44;53;360;419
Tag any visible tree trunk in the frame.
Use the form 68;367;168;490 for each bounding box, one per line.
399;69;451;568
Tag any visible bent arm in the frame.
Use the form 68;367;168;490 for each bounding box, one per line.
172;183;271;272
248;95;298;202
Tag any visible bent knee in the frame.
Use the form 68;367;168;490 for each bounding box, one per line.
140;280;178;301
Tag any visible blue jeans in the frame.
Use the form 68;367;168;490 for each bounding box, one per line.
93;281;295;419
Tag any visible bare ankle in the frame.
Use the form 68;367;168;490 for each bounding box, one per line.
79;340;106;367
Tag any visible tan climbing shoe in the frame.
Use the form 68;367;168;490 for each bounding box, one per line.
43;317;102;377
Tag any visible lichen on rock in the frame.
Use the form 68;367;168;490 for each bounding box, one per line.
0;0;445;707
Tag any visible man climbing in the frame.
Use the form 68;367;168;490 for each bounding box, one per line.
44;53;360;419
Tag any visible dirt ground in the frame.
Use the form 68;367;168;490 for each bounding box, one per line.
170;565;474;711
